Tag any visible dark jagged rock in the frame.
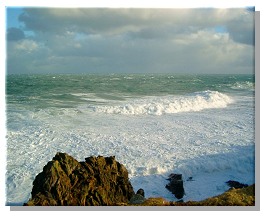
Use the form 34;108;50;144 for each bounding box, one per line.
136;188;145;197
129;188;146;205
165;173;185;199
24;152;135;206
226;180;248;189
186;177;194;181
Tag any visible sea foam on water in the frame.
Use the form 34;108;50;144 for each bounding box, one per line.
5;74;255;205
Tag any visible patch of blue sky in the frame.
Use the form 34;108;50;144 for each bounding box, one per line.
74;32;89;41
6;7;23;28
214;25;227;33
6;7;36;39
24;30;36;38
246;6;255;12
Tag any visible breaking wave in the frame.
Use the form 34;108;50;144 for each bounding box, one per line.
91;90;234;115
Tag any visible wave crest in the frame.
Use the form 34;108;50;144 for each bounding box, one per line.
230;81;254;90
91;90;233;115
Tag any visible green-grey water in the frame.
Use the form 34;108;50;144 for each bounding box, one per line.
6;73;254;108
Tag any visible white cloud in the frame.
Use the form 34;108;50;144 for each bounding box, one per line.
6;8;255;74
14;39;39;53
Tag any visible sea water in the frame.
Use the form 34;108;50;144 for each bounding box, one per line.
5;74;255;205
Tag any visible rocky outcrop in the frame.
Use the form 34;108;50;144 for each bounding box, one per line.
165;173;185;199
24;152;135;206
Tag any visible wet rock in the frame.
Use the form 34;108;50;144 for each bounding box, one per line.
129;194;146;204
136;188;145;197
186;177;194;181
129;188;146;204
165;173;185;199
226;180;248;189
24;152;135;206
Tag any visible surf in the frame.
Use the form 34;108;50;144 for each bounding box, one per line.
90;90;234;115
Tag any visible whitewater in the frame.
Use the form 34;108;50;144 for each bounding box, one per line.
5;74;255;205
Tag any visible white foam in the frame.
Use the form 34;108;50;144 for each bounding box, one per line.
92;90;233;115
5;92;254;205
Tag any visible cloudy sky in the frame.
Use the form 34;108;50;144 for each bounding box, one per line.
6;7;255;74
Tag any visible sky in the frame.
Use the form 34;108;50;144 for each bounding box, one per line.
6;7;255;75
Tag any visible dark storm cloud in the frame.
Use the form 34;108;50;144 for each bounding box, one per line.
7;27;25;41
225;9;255;45
229;27;254;45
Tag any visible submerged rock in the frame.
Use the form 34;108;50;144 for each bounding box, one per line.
24;152;135;206
165;173;185;199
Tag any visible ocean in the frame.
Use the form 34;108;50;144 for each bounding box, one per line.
5;73;255;205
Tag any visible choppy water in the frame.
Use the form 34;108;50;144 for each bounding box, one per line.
5;73;255;205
